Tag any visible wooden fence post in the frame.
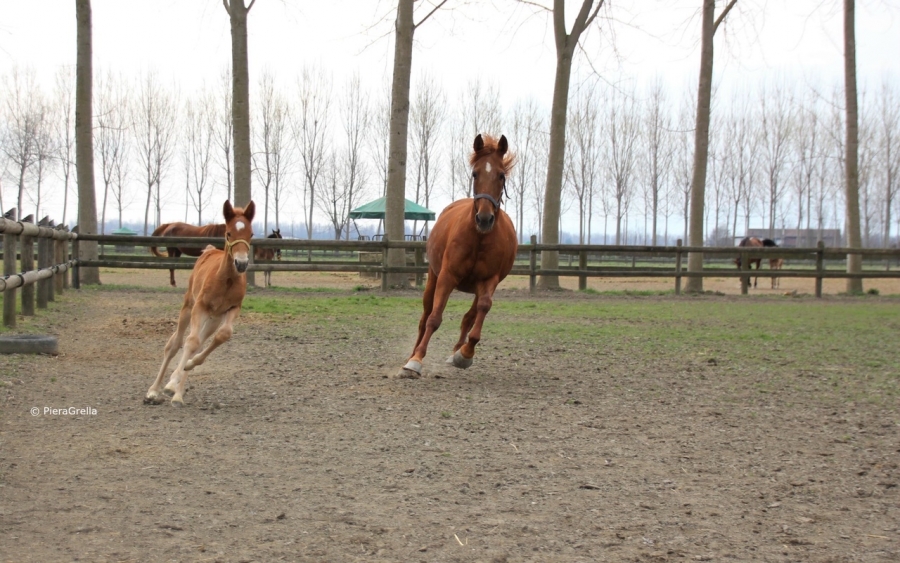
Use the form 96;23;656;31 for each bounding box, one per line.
675;239;682;295
529;234;537;294
381;235;389;292
55;233;66;294
815;240;824;298
21;229;34;316
414;246;424;287
3;208;17;327
72;229;81;289
37;233;49;309
740;251;750;295
578;250;587;291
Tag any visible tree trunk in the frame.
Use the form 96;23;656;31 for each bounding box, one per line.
75;0;99;284
385;0;415;288
685;0;717;293
843;0;863;292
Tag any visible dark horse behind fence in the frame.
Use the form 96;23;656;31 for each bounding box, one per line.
254;229;283;288
398;134;518;379
150;222;226;287
735;237;778;288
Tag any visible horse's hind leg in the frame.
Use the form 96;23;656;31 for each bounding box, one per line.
167;309;218;406
452;297;479;353
448;279;498;369
145;304;191;404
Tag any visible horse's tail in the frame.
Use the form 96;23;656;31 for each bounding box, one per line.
761;238;778;247
149;223;171;257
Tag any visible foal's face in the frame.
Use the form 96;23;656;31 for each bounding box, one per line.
223;200;256;273
471;134;509;234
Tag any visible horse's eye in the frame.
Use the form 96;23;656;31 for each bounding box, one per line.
472;171;477;179
499;173;506;181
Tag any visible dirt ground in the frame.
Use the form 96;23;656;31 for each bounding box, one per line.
0;270;898;562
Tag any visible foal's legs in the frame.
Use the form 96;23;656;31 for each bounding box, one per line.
145;304;192;403
447;277;499;369
167;308;219;406
183;307;241;371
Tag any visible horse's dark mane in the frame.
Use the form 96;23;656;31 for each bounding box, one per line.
469;135;516;173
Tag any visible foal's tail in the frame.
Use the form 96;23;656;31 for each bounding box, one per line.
149;223;172;257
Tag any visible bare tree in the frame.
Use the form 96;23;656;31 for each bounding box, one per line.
252;70;287;231
527;0;606;288
133;71;176;234
673;100;694;244
213;67;234;202
223;0;256;209
96;71;130;234
464;78;503;137
843;0;863;292
294;65;331;239
184;90;216;224
643;78;672;246
409;74;444;236
339;73;371;239
685;0;737;293
1;67;41;219
53;67;76;226
508;97;544;242
369;83;391;199
877;80;899;248
758;80;794;236
384;0;449;288
446;111;470;202
604;87;640;245
316;151;349;239
75;0;100;283
565;84;600;244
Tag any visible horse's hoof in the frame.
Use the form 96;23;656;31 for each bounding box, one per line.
163;385;176;396
144;392;165;405
184;359;195;371
397;360;422;379
446;350;473;369
170;397;184;407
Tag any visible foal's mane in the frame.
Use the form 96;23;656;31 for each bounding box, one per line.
469;135;516;174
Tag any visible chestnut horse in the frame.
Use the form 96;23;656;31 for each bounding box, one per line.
254;228;283;288
145;200;255;406
769;257;784;288
735;237;778;288
150;222;227;287
398;134;517;378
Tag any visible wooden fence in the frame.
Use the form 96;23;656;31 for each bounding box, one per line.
0;211;78;328
4;222;899;328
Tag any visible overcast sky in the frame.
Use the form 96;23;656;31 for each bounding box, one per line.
1;0;898;232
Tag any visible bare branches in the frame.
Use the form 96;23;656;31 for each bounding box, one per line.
414;0;449;28
713;0;738;33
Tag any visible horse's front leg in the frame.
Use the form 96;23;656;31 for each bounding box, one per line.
183;307;240;372
145;304;191;404
453;296;479;353
447;278;499;369
397;272;453;378
167;309;218;406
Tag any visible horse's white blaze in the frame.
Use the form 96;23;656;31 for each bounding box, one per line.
235;221;245;230
485;162;492;173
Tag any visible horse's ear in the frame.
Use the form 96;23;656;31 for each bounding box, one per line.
473;134;484;152
498;135;508;157
223;200;236;222
244;201;256;222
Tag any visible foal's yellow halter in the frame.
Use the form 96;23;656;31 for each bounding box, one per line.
224;238;251;255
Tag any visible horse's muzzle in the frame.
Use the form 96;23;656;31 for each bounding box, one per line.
475;212;495;233
234;258;249;273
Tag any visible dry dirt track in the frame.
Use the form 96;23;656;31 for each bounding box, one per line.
0;272;898;563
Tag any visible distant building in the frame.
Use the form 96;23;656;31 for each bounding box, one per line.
739;228;842;248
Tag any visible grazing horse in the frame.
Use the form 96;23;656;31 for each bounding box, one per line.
735;237;778;288
398;134;517;378
150;222;227;287
254;228;283;288
145;200;255;406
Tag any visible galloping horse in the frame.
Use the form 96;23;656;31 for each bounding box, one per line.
150;222;227;287
145;200;255;406
735;237;778;288
398;134;517;378
254;228;283;288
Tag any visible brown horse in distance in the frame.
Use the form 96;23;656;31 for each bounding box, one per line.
398;134;518;378
735;237;778;288
150;222;226;287
145;200;255;406
254;228;283;288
